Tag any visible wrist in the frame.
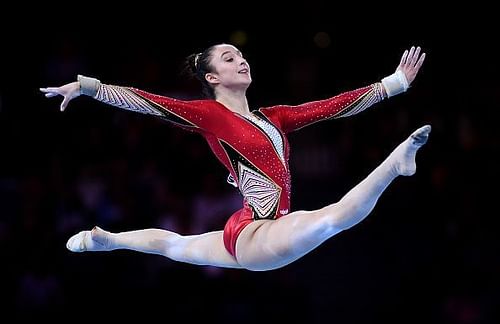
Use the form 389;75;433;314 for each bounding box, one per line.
381;70;409;98
76;81;82;95
77;75;101;97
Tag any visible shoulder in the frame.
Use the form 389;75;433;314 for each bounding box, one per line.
190;99;221;107
256;105;285;116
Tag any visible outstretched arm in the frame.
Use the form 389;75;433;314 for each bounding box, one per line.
262;46;426;133
40;75;215;131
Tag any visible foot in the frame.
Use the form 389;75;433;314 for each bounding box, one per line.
389;125;431;176
66;226;114;252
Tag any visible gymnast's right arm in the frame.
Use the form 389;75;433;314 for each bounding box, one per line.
40;75;213;131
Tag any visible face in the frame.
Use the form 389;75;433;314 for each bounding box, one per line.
205;44;252;90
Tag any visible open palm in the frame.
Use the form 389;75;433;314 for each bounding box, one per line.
397;46;426;86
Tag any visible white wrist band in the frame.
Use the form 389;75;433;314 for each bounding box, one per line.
77;75;101;97
381;70;409;97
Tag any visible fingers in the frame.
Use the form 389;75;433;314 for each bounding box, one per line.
407;46;415;65
60;97;69;112
400;46;426;72
415;52;426;70
40;87;62;99
40;86;70;111
39;87;58;93
409;46;421;67
400;50;409;66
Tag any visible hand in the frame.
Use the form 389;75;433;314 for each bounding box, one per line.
40;81;81;112
396;46;426;86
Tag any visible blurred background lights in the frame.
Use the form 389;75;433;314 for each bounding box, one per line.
229;30;248;46
314;31;331;48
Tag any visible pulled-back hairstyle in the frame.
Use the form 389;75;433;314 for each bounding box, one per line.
182;44;219;99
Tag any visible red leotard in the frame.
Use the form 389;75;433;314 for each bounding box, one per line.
86;80;385;257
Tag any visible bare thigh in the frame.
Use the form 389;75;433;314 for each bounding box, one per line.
172;230;242;269
235;206;344;271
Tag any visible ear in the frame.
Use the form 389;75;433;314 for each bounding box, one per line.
205;73;220;85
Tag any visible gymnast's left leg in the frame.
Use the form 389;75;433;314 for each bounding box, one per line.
236;125;431;271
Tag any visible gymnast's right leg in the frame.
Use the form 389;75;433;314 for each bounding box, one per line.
66;227;242;269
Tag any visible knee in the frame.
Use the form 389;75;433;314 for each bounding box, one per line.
163;234;189;261
316;204;358;231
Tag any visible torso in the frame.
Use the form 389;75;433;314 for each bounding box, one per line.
201;102;292;220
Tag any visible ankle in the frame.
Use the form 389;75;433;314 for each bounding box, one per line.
91;227;117;250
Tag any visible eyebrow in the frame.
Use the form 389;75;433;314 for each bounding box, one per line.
220;50;243;58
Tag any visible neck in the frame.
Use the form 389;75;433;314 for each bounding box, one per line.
215;88;251;116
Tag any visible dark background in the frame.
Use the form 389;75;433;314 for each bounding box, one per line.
1;6;499;323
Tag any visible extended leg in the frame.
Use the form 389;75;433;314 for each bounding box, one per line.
236;125;431;271
66;227;242;269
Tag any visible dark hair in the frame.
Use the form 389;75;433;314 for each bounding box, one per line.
182;45;219;99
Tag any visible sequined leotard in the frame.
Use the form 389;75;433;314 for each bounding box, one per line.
79;76;385;257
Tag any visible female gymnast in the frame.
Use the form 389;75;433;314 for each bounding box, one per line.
41;44;429;271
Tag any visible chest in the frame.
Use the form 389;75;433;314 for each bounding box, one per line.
220;112;286;162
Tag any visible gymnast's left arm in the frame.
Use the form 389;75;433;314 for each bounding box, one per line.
264;46;426;133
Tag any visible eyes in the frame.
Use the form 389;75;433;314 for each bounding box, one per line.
223;54;245;63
